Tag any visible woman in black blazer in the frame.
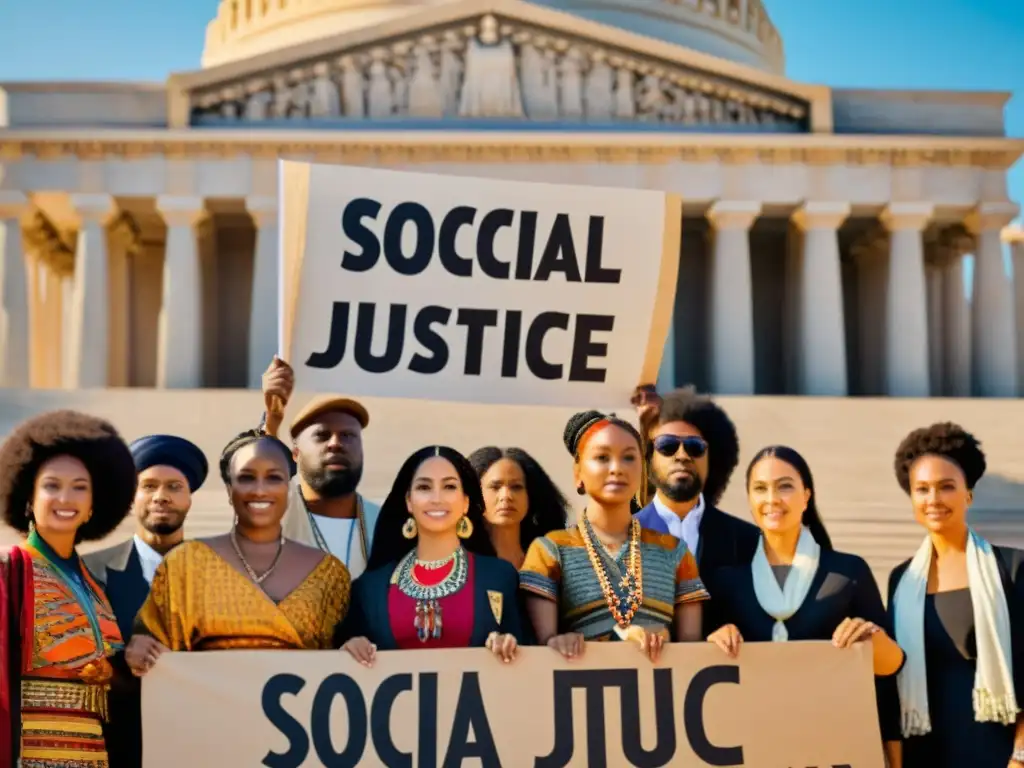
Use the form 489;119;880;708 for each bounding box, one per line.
704;445;905;766
887;423;1024;768
335;445;524;664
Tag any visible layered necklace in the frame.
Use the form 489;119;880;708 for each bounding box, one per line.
231;528;286;585
392;547;469;642
578;512;644;630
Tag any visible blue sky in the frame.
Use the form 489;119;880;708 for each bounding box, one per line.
0;0;1021;210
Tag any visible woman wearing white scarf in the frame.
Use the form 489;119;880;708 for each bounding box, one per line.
888;423;1024;768
705;446;905;765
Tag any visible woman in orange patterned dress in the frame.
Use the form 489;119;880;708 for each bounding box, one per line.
126;430;350;672
0;410;137;767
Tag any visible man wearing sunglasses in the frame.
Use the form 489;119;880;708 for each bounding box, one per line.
632;386;760;621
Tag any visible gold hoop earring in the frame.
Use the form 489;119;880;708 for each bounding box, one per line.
401;517;418;539
456;516;473;539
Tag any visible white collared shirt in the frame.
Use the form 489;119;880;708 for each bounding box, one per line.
653;493;705;555
133;534;165;585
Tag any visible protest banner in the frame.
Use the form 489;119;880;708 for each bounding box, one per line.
142;642;884;767
278;162;681;406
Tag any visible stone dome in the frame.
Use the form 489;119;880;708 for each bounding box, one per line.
201;0;783;73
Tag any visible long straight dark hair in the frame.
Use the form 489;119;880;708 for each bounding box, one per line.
745;445;833;550
367;445;496;571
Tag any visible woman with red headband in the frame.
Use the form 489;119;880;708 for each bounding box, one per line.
520;411;708;661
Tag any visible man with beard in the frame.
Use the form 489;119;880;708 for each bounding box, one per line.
632;386;759;588
84;433;208;768
260;356;380;578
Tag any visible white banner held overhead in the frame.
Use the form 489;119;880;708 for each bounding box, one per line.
279;163;681;406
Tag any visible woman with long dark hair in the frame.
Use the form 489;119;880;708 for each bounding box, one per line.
521;411;708;663
335;445;523;665
704;445;904;763
468;446;569;569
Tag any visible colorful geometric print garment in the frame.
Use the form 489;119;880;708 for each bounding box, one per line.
18;531;124;768
134;540;351;651
520;524;708;640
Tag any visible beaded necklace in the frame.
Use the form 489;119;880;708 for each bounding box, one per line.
578;512;644;630
392;547;468;642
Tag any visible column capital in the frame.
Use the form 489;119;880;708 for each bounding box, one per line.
0;191;29;221
792;201;850;232
1001;225;1024;244
965;201;1020;234
881;202;934;232
69;193;116;225
706;200;761;231
246;195;278;228
156;195;208;228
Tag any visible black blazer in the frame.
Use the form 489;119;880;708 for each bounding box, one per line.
334;553;525;650
83;540;153;768
706;548;902;742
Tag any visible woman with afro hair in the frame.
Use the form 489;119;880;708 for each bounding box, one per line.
0;410;137;767
889;422;1024;768
467;446;569;569
521;411;708;663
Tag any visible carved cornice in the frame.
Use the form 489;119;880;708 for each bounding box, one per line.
0;138;1019;169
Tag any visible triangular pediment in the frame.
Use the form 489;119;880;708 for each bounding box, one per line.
167;0;821;130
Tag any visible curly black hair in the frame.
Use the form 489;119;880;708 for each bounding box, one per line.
468;446;570;549
367;445;496;571
219;429;297;484
0;410;137;541
563;410;642;457
893;422;987;493
653;386;739;505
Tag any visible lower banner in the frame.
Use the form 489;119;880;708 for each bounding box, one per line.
142;642;884;767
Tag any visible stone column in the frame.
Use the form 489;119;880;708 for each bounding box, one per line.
1006;228;1024;394
0;192;30;387
67;193;115;388
942;241;972;397
155;196;206;389
706;201;760;395
247;196;278;388
792;202;849;395
880;203;932;397
966;202;1019;397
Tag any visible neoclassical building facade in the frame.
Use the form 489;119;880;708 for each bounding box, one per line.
0;0;1021;397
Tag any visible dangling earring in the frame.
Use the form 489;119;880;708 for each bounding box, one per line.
576;484;586;496
25;504;34;532
232;513;239;529
402;517;418;539
456;516;473;539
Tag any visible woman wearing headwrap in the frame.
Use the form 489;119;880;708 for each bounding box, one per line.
0;410;137;767
888;423;1024;768
704;446;904;764
334;445;523;665
126;430;350;672
520;411;708;662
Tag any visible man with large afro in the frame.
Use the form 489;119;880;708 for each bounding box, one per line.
633;386;760;609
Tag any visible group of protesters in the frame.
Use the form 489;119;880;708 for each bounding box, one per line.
0;355;1021;768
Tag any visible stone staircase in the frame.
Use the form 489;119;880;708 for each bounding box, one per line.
2;388;1022;592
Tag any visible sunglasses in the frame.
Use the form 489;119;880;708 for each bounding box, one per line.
652;434;708;459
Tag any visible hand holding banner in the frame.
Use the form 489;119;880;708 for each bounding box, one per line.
279;163;681;406
142;642;884;767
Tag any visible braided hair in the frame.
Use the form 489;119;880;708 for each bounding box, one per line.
219;429;297;484
563;410;643;458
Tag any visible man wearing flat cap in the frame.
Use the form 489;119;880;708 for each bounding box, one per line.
84;433;208;768
260;356;380;580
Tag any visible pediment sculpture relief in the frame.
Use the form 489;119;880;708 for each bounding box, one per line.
188;14;807;128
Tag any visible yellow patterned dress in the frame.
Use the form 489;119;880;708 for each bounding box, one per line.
134;541;351;650
17;532;124;768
